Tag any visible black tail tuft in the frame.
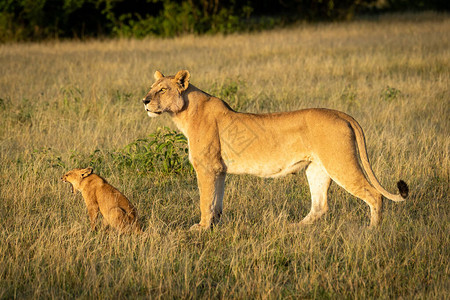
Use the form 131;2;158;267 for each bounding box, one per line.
397;180;409;198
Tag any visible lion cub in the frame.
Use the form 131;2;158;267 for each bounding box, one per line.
62;167;141;233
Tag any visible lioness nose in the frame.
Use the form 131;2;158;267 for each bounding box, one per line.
142;97;150;105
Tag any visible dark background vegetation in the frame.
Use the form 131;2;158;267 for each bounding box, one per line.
0;0;449;41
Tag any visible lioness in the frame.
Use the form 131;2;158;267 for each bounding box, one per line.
62;167;141;233
142;70;408;230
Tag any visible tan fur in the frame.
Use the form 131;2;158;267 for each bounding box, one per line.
62;168;141;233
143;70;408;229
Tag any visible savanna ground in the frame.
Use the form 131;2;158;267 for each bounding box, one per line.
0;12;449;298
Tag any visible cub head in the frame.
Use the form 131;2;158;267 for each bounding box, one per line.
142;70;190;117
61;167;93;193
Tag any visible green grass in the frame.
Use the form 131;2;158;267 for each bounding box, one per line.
0;12;449;298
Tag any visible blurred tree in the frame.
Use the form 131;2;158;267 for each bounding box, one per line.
382;0;449;11
0;0;109;40
0;0;448;41
248;0;377;21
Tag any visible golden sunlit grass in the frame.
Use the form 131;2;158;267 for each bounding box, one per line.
0;12;448;298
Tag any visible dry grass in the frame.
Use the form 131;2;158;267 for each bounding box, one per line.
0;12;449;298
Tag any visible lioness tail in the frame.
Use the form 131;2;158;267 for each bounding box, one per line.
397;180;409;199
341;112;408;202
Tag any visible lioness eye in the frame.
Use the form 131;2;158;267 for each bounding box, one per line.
160;88;167;93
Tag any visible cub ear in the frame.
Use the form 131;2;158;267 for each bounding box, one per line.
154;70;164;80
81;167;93;178
174;70;190;91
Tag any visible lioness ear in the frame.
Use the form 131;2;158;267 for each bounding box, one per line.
81;167;93;178
154;70;164;80
174;70;190;91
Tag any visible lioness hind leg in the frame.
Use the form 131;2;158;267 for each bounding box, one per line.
314;130;384;226
300;162;331;225
343;185;383;227
324;162;383;227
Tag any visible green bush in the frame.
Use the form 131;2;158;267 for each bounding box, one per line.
69;127;192;175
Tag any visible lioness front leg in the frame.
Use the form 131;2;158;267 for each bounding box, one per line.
190;170;226;231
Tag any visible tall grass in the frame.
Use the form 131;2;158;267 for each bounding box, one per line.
0;12;449;298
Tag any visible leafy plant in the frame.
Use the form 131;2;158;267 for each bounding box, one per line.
119;127;191;174
381;86;402;102
69;127;192;175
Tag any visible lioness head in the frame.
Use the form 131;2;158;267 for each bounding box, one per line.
61;167;93;193
142;70;190;117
